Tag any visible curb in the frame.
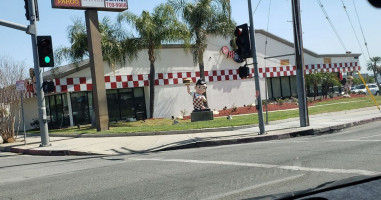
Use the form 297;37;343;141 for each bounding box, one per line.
155;116;381;152
155;129;315;152
0;146;100;156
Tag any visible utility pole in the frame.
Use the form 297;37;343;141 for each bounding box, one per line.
28;0;50;146
291;0;309;127
85;10;109;131
248;0;265;134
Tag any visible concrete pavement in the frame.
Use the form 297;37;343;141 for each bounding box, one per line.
1;106;380;156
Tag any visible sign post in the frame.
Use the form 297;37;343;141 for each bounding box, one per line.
51;0;128;131
16;80;27;145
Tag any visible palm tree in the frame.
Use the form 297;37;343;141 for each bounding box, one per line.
118;4;191;118
367;56;381;92
169;0;235;82
55;17;139;73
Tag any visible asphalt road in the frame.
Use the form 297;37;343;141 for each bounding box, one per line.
0;122;381;200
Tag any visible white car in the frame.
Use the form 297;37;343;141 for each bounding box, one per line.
352;84;379;95
352;85;366;94
365;84;380;95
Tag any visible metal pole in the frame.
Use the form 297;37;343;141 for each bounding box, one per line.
248;0;265;134
20;91;26;145
28;0;50;146
291;0;309;127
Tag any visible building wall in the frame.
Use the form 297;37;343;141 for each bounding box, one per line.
64;35;266;119
20;32;361;130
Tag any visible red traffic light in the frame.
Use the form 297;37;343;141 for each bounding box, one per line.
234;28;242;37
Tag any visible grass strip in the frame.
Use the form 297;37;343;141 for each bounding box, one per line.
36;96;381;135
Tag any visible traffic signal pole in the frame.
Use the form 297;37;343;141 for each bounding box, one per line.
28;0;50;146
248;0;265;134
291;0;309;127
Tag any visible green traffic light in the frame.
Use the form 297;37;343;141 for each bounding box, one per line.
44;56;51;63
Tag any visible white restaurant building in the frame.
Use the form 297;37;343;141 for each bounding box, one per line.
21;30;361;130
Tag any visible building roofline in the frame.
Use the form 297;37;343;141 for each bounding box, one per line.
254;29;361;58
43;60;90;80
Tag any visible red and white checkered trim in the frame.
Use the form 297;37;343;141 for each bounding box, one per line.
20;62;359;99
258;66;297;78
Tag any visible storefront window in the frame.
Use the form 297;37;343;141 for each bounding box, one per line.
46;94;70;129
290;76;298;97
272;77;282;99
71;92;91;125
107;90;120;122
66;88;146;125
133;88;146;120
119;89;135;120
281;76;291;97
106;87;147;122
266;79;273;99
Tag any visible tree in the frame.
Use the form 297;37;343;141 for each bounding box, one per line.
305;71;322;100
55;17;139;74
367;56;381;92
118;4;191;118
305;71;339;99
352;77;362;85
0;55;26;143
169;0;235;83
320;72;340;98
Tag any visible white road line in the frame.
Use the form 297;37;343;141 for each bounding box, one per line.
129;158;376;176
203;174;305;200
349;133;381;140
330;140;381;142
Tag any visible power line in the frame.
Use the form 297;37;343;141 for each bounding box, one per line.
352;0;372;61
340;0;366;60
253;0;263;14
316;0;347;52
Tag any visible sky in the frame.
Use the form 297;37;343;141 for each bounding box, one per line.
0;0;380;74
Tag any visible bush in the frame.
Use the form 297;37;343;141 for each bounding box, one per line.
180;109;188;118
231;104;238;112
328;92;334;99
276;98;285;105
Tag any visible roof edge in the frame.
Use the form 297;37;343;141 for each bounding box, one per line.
254;29;361;58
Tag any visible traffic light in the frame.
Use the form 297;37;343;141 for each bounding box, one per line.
24;0;30;20
42;81;55;93
368;0;381;8
239;65;250;79
37;36;54;67
24;0;39;21
235;24;251;59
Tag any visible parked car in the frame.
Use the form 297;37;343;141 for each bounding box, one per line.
351;84;379;95
351;84;366;94
365;84;380;95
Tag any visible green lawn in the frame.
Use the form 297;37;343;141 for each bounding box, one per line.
35;96;381;135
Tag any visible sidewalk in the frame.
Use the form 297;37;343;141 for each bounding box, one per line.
1;107;380;156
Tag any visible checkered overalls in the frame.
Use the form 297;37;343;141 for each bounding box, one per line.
193;93;205;110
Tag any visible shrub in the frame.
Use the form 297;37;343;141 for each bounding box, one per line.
180;109;188;118
276;98;285;105
328;92;334;99
231;104;238;112
262;100;268;106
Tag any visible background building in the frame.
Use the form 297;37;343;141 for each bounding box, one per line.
20;30;361;130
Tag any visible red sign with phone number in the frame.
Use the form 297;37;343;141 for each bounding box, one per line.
52;0;128;11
